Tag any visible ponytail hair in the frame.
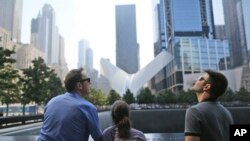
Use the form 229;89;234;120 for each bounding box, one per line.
111;100;131;139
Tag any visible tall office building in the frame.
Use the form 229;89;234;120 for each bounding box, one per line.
240;0;250;64
0;0;23;42
152;0;230;92
30;18;39;48
31;4;59;64
165;0;214;39
223;0;249;67
78;39;93;70
58;35;68;80
214;25;226;40
59;35;66;66
30;4;68;81
16;44;45;69
0;27;12;49
78;39;88;68
85;47;93;70
115;4;139;74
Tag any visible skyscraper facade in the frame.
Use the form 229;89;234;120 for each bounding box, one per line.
78;39;93;70
85;47;93;70
214;25;226;40
30;18;39;48
115;4;139;74
152;0;230;92
0;0;23;42
31;4;59;64
240;0;250;64
16;44;45;69
78;39;88;68
223;0;249;67
0;27;11;49
168;0;214;39
30;4;68;81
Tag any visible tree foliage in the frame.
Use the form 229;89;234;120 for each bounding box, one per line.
0;47;21;116
122;89;135;104
218;88;235;102
156;90;177;104
107;89;121;105
85;89;107;106
234;87;250;102
177;89;197;103
21;57;64;105
137;87;154;104
43;70;65;104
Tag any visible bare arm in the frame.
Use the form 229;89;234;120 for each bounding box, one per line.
185;136;200;141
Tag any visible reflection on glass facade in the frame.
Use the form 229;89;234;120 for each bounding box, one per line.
172;0;202;32
242;0;250;54
174;37;230;72
223;0;248;67
162;37;230;92
167;0;215;38
152;0;229;93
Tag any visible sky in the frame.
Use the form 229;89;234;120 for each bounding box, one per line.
21;0;224;71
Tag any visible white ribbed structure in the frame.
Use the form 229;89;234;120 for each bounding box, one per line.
100;51;173;95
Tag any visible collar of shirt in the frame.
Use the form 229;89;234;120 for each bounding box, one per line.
66;91;85;100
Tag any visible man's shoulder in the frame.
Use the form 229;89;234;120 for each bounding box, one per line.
191;101;216;109
46;93;65;104
186;104;204;115
75;99;97;113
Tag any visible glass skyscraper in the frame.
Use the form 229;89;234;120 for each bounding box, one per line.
153;0;230;92
174;38;230;71
0;0;23;42
223;0;249;67
31;4;59;64
78;39;89;69
241;0;250;63
115;4;139;74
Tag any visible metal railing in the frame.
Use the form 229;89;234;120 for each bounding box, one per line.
0;115;43;129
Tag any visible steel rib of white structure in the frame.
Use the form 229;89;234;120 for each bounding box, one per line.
100;51;173;95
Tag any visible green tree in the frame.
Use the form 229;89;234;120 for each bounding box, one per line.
177;89;196;103
218;88;235;102
137;87;154;104
21;57;50;105
162;90;177;104
44;70;65;104
107;89;121;105
21;57;64;114
0;47;21;116
155;91;167;104
123;89;135;104
156;90;176;104
235;87;250;102
0;47;16;65
85;89;107;106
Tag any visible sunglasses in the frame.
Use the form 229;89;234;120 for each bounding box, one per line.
196;76;210;83
79;78;90;83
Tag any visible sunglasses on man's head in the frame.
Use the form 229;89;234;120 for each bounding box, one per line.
79;78;90;83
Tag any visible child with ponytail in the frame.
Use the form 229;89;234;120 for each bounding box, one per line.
102;100;147;141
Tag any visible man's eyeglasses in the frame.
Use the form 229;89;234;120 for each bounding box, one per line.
196;76;210;83
79;78;90;83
